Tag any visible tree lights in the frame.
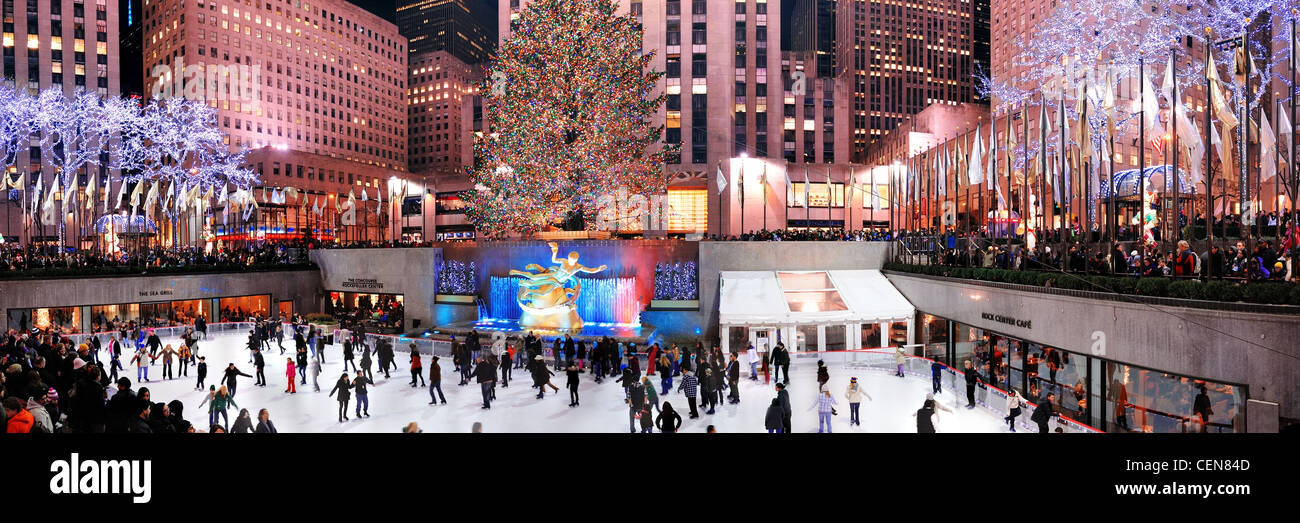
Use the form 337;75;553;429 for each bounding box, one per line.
464;0;673;237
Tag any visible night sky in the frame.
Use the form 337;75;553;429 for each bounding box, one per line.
349;0;397;24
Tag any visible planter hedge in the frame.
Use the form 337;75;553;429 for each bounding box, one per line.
883;262;1299;307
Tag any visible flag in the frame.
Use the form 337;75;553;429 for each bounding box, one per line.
716;164;728;195
5;172;21;190
1051;155;1061;202
986;116;997;191
129;180;144;216
361;188;369;202
1280;104;1294;160
144;181;159;217
969;123;985;186
1103;65;1116;144
41;178;57;225
1206;52;1238;130
1261;109;1277;184
1140;72;1163;140
29;177;41;217
376;187;383;216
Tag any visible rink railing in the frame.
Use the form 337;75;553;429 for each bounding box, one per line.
62;321;260;349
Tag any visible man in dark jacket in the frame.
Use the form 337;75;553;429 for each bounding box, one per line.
726;353;740;404
626;379;646;433
69;365;108;433
105;378;136;433
775;382;792;434
129;400;153;433
963;360;981;409
221;363;253;398
770;343;790;384
1031;393;1057;433
474;356;496;409
252;348;266;386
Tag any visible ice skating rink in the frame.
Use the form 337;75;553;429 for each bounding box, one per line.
136;332;1034;433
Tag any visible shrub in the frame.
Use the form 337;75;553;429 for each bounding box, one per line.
1135;278;1171;297
1240;282;1292;304
304;313;337;324
1167;280;1204;300
1290;285;1300;306
1203;280;1242;303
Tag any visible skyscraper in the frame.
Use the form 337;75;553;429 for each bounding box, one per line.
837;0;983;161
142;0;411;242
397;0;495;65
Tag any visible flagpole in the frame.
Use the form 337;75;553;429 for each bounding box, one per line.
1292;13;1298;237
762;162;768;231
1140;57;1146;246
1205;30;1215;253
1172;46;1181;242
1243;29;1252;253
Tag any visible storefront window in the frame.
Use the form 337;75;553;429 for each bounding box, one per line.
219;295;271;321
953;323;984;370
91;304;140;331
7;307;81;333
327;291;405;333
919;314;948;363
1105;362;1244;433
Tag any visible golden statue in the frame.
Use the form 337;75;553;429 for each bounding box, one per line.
509;241;608;330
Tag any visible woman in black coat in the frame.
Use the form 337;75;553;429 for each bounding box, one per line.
655;402;682;433
531;355;557;399
765;398;784;433
328;373;353;421
230;408;254;433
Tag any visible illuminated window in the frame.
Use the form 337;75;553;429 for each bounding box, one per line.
666;187;708;232
2;33;13;48
51;36;62;50
787;182;845;208
863;184;889;209
96;41;107;55
27;35;39;49
74;39;85;53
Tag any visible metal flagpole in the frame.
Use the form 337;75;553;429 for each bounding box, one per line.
1292;14;1298;235
1172;47;1181;242
1140;58;1146;245
1205;32;1214;252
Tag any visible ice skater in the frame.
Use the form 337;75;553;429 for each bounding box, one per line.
328;373;352;421
531;355;558;399
474;356;496;409
342;338;357;373
1005;387;1027;432
566;362;580;407
930;359;943;394
221;363;253;398
655;402;682;433
130;346;152;382
296;347;308;385
914;399;937;433
284;358;296;393
894;346;907;377
963;360;982;409
428;356;447;405
195;356;207;389
310;357;322;392
843;377;872;427
677;370;699;419
252;348;266;387
199;385;236;432
809;385;838;433
410;348;426;387
352;371;375;418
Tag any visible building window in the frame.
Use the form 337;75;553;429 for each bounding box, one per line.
787;182;845;208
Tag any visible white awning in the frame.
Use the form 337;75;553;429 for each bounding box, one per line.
718;270;914;326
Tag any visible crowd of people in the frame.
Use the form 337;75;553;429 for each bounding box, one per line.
923;235;1297;283
0;314;321;434
0;242;312;275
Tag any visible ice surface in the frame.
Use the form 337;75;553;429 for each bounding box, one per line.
131;332;1035;433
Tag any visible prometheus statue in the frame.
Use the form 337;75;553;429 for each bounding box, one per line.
509;241;608;330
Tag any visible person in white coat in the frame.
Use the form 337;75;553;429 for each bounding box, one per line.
745;343;759;380
1004;388;1027;432
894;346;907;377
843;377;872;426
309;357;322;392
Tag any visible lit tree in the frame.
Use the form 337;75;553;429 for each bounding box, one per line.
464;0;672;237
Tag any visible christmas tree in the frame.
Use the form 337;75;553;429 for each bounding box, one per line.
464;0;672;237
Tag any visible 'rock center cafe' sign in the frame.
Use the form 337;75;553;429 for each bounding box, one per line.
981;311;1032;330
